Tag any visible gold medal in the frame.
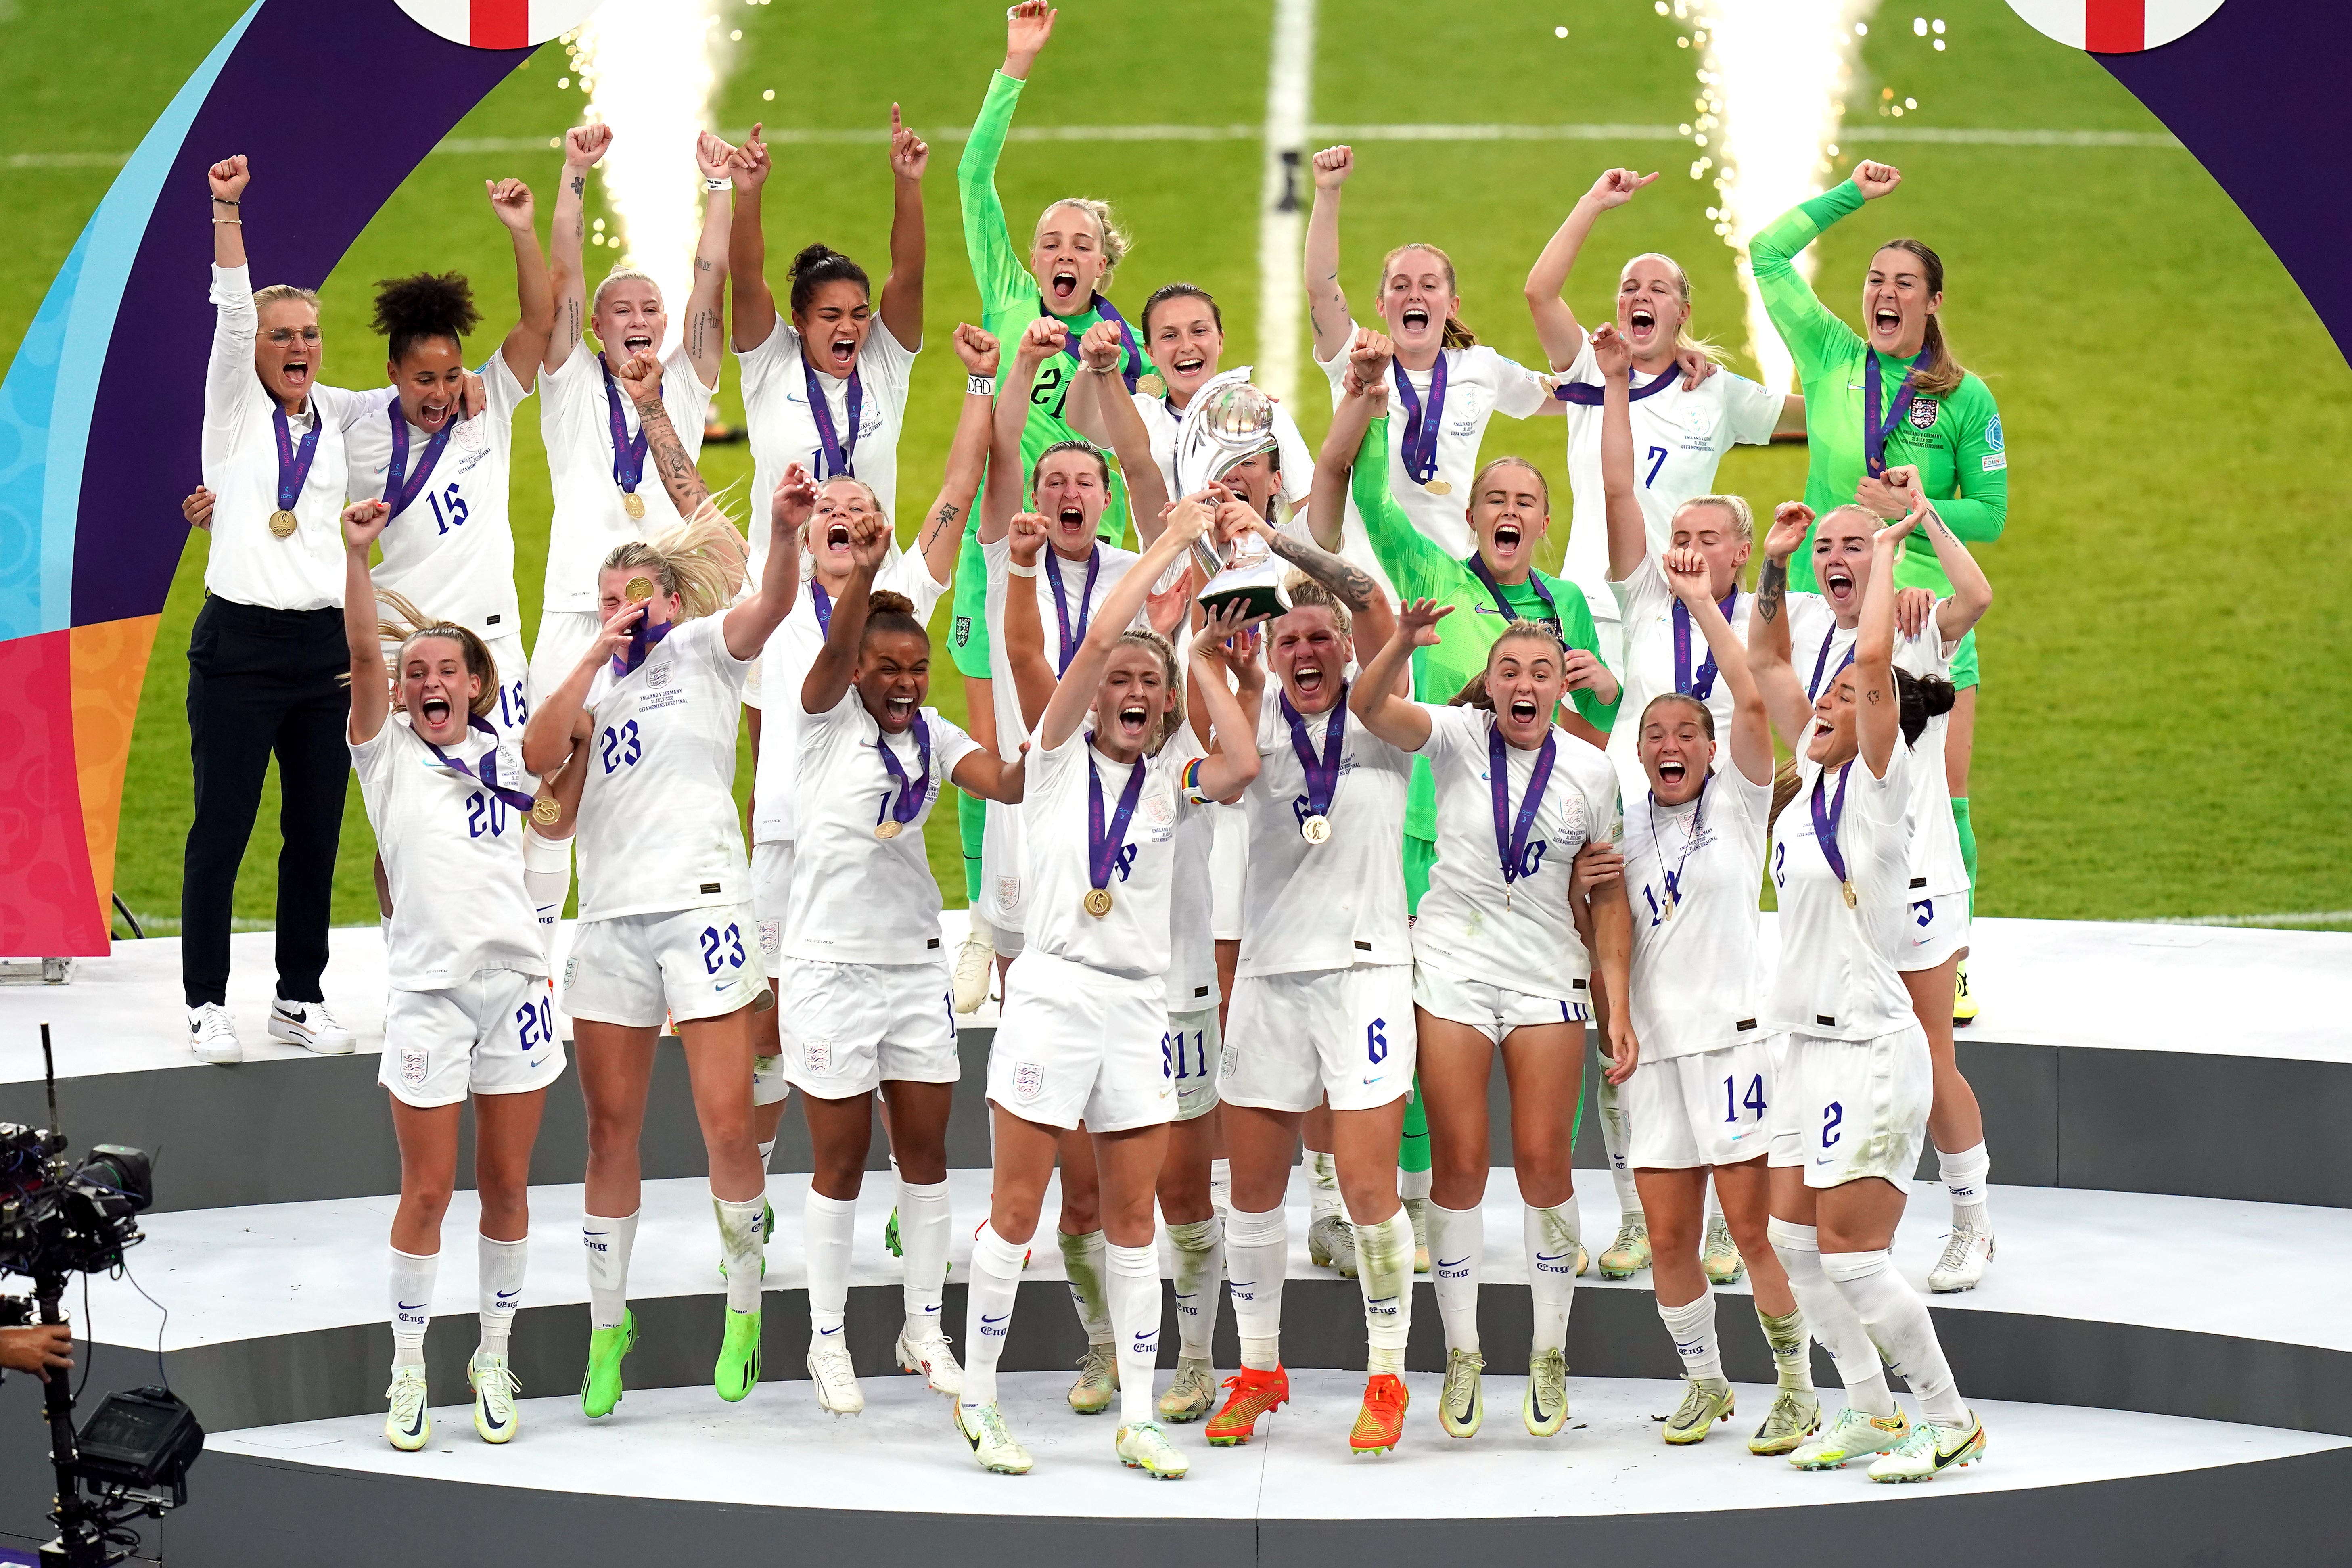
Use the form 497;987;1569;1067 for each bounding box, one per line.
1662;896;1675;922
1300;814;1331;846
1840;878;1858;910
1083;887;1114;918
624;577;656;604
874;820;903;840
268;508;299;539
531;797;560;827
622;489;646;521
1423;478;1453;496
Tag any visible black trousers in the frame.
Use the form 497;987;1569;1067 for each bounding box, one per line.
182;595;351;1008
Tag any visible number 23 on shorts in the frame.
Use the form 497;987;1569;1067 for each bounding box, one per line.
699;922;746;975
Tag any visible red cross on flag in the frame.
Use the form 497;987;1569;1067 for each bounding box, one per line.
2004;0;2230;52
394;0;604;48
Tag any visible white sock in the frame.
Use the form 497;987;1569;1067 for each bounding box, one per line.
1208;1157;1233;1219
1058;1228;1112;1345
1659;1290;1721;1382
1428;1200;1483;1355
804;1189;856;1337
1223;1203;1287;1370
1165;1217;1223;1362
961;1223;1026;1412
1306;1149;1341;1225
756;1138;776;1173
1822;1249;1969;1427
1758;1304;1817;1394
1769;1219;1893;1418
1353;1207;1414;1375
1106;1242;1162;1427
1398;1165;1433;1204
897;1175;953;1342
1525;1202;1580;1356
583;1211;637;1331
1597;1074;1643;1221
521;826;571;952
1939;1141;1991;1228
390;1247;437;1369
476;1234;527;1359
713;1191;767;1315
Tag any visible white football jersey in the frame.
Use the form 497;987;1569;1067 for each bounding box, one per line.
574;615;754;922
1606;559;1754;778
784;688;980;966
1018;728;1203;982
1787;592;1855;705
1767;747;1920;1040
1895;604;1969;899
1411;705;1623;1002
351;715;546;990
1622;767;1773;1061
1236;682;1414;978
745;552;949;844
741;318;916;573
346;353;528;642
1132;371;1314;510
537;337;715;616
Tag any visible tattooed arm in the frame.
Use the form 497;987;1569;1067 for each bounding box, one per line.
1245;510;1400;678
544;125;609;374
616;351;712;518
912;326;1003;588
1747;502;1813;750
683;132;736;389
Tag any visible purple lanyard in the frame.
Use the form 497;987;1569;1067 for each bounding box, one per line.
811;581;833;638
1806;632;1856;702
803;357;864;480
1863;351;1924;478
610;617;672;679
873;712;933;830
1488;723;1557;892
1389;354;1449;485
424;716;535;812
383;401;454;520
1049;294;1143;396
1808;761;1855;889
1085;736;1148;894
1280;687;1348;820
1044;547;1101;675
1551;365;1682;406
1464;552;1561;642
1671;588;1739;700
600;358;649;499
1648;775;1709;908
272;406;322;512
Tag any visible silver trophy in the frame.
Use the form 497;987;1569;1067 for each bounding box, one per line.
1174;376;1290;621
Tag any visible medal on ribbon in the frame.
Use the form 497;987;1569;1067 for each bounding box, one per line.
811;581;834;639
803;357;864;481
1083;734;1148;917
1045;547;1102;676
1647;777;1710;921
383;400;455;521
269;405;321;539
1390;354;1451;492
1810;761;1860;910
1489;723;1558;912
872;711;932;840
1863;351;1924;479
1282;686;1348;847
424;716;537;814
601;358;651;521
1671;588;1739;700
613;579;671;677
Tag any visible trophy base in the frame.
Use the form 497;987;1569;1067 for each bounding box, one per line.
1198;581;1290;623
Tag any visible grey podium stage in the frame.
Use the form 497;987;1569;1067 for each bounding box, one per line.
1;916;2347;1565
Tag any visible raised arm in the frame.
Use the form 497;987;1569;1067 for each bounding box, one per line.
1748;161;1896;379
615;347;711;518
1230;493;1396;661
1592;322;1648;583
1348;598;1449;752
1855;514;1907;776
801;514;891;716
958;2;1055;313
1661;548;1771;786
1747;502;1815;749
912;326;1001;585
1886;468;1992;641
1038;499;1204;752
983;318;1064;544
725;465;813;660
683;132;736;385
1073;321;1169;540
486;178;552;389
340;501;393;745
1523;167;1656;370
1000;512;1060;731
878;106;928;352
545;125;610;374
1187;604;1268;801
1303;145;1355;366
727;123;775;354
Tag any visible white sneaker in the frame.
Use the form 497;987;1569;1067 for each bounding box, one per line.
1929;1220;1995;1293
956;1400;1032;1474
808;1337;865;1414
468;1350;520;1444
188;1004;240;1064
951;926;994;1014
1868;1411;1986;1482
1115;1419;1190;1479
385;1365;430;1451
1790;1405;1913;1470
1308;1212;1357;1276
897;1327;963;1397
269;996;355;1055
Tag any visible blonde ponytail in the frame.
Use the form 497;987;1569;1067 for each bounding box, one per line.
603;497;748;621
359;588;499;717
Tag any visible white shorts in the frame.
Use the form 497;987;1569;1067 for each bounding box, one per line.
1896;888;1971;972
380;969;565;1109
1209;804;1248;942
1412;960;1590;1047
1784;1024;1933;1190
479;630;533;756
751;840;794;964
780;958;960;1099
1766;1034;1804;1167
978;798;1029;941
1624;1035;1777;1170
563;903;774;1029
1164;1007;1222;1121
1223;964;1417;1114
988;949;1172;1133
526;610;600;715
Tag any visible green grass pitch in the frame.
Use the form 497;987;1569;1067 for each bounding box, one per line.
2;0;2345;937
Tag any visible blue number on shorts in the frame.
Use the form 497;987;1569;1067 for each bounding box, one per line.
1644;445;1669;487
1773;840;1787;889
697;923;746;974
1366;1017;1388;1065
427;482;469;535
1162;1030;1206;1081
1195;1031;1209;1079
1518;840;1548;880
466;791;507;839
1723;1073;1766;1123
600;719;642;774
515;996;554;1049
1912;898;1934;928
1821;1100;1843;1147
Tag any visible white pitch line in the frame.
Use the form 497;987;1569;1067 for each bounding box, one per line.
1255;0;1317;404
2136;910;2352;929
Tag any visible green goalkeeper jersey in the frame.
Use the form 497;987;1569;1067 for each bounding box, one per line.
1352;416;1620;843
1750;179;2009;595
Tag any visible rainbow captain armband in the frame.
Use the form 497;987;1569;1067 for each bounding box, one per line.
1182;757;1214;805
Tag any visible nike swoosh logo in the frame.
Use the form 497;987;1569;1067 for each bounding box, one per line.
981;1314;1008;1325
397;1301;428;1311
1436;1257;1468;1269
820;1325;842;1336
478;1394;508;1430
1173;1292;1196;1301
1535;1252;1571;1263
1933;1432;1976;1470
495;1291;521;1302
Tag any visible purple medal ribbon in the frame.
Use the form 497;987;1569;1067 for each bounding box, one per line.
383;400;455;520
811;581;833;638
424;715;536;812
1084;734;1149;897
1551;365;1683;406
1808;760;1855;891
272;405;322;513
610;617;673;679
1488;723;1558;895
1044;547;1101;676
1863;351;1924;478
873;711;933;831
1806;633;1856;702
600;358;650;503
1648;775;1710;912
1671;587;1739;700
1280;686;1348;824
803;357;864;481
1049;294;1143;396
1389;355;1449;485
1464;552;1561;643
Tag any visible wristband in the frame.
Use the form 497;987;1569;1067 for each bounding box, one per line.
704;177;728;192
967;374;997;397
210;197;240;207
1005;560;1037;578
1082;362;1119;376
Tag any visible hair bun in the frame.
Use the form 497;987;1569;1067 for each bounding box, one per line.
868;590;914;617
787;242;837;277
1916;673;1957;719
